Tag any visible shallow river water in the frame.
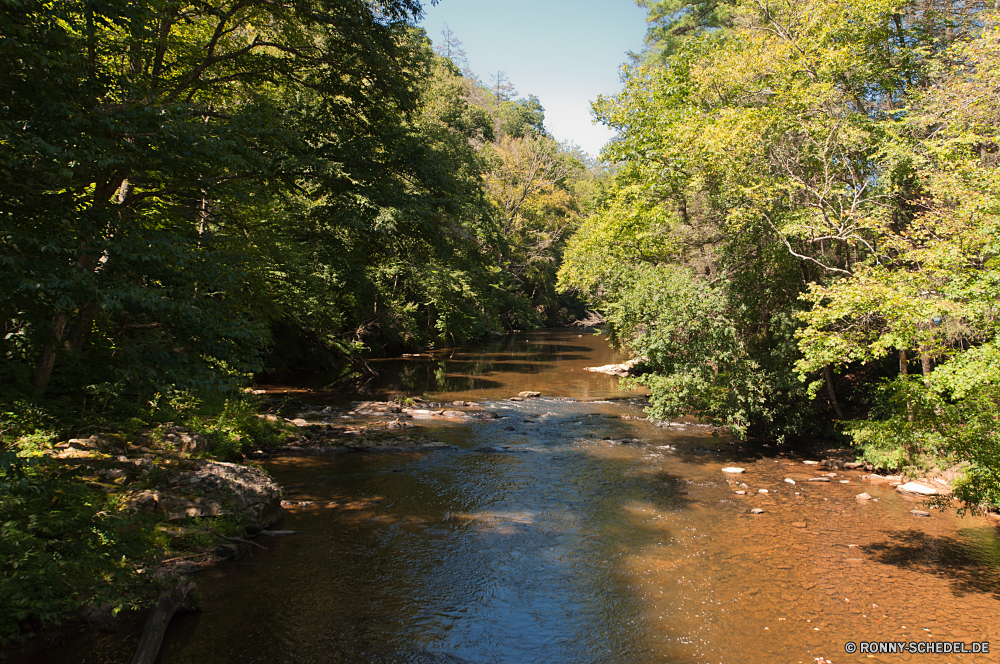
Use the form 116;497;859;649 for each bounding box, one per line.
151;331;998;663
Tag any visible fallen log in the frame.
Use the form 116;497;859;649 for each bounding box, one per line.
131;581;196;664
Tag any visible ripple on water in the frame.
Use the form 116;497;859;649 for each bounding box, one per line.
45;331;999;664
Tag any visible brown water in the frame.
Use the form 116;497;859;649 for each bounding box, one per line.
97;332;1000;662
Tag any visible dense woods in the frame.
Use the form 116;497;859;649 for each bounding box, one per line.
0;0;591;405
560;0;1000;507
0;0;591;642
1;0;999;647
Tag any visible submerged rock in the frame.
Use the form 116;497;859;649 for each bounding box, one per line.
722;467;745;474
344;438;450;452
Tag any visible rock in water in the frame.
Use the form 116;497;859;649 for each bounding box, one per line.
855;493;872;501
909;510;931;517
750;508;765;514
897;482;939;496
784;478;796;485
518;391;541;398
722;467;745;474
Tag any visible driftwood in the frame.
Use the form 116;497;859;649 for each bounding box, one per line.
131;581;196;664
220;534;267;549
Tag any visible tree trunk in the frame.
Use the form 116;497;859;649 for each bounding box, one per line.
32;312;69;394
823;365;845;420
900;349;914;422
131;582;196;664
66;303;99;352
920;345;932;385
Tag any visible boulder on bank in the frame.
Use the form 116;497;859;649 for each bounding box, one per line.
128;460;282;529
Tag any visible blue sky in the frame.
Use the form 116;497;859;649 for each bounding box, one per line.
418;0;649;157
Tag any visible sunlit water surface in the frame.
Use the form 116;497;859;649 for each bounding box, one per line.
69;331;1000;663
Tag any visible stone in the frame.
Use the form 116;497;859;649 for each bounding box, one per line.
586;358;645;376
784;478;796;485
67;436;100;450
856;493;872;501
167;461;282;529
290;418;310;427
803;460;821;465
897;482;939;496
807;477;831;482
518;391;541;398
909;509;931;517
441;410;468;418
128;490;160;512
750;508;765;514
735;490;746;495
722;467;746;474
758;489;769;493
163;427;213;454
839;480;850;484
55;448;96;459
844;461;865;469
509;397;523;401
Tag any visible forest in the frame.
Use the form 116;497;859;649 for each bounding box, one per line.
1;0;999;647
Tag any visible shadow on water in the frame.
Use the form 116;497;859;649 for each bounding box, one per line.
862;528;1000;600
34;331;1000;664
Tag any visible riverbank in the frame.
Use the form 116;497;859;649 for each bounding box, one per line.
5;330;998;663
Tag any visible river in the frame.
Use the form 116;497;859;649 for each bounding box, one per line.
106;331;1000;662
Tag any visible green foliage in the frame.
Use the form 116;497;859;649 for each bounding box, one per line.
188;397;293;460
0;458;160;643
565;0;1000;515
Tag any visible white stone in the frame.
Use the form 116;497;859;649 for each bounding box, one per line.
722;467;745;474
897;482;939;496
784;478;796;485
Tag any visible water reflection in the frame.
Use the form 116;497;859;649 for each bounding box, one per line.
260;329;644;403
52;331;1000;664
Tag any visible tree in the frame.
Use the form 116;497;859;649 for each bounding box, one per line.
0;0;426;398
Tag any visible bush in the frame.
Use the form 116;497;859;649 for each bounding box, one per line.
0;458;161;643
